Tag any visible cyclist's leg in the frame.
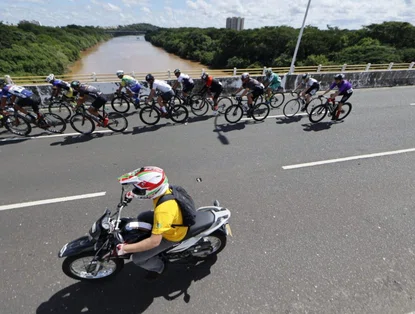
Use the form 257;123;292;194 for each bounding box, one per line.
15;97;35;119
88;97;106;120
212;87;223;111
335;93;352;119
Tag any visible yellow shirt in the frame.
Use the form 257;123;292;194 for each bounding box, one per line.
152;190;188;242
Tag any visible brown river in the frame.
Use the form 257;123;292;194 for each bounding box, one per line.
69;36;207;75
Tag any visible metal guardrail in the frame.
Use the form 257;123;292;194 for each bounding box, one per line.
9;62;415;85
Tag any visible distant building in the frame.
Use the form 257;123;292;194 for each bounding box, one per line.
226;17;244;31
19;20;42;26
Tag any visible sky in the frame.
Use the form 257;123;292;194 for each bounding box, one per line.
1;0;414;30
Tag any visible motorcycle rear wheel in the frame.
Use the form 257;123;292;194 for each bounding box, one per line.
195;231;227;259
62;252;124;282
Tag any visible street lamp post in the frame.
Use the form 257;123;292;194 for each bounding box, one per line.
289;0;312;74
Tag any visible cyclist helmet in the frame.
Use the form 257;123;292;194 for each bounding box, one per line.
334;73;345;80
145;74;154;82
302;73;310;80
45;74;55;83
241;72;250;80
265;68;273;76
201;73;209;80
116;70;124;78
70;80;81;89
118;166;169;200
174;69;181;75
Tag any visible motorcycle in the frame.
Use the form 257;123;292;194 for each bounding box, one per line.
58;187;232;281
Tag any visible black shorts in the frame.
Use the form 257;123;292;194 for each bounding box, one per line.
339;92;352;103
182;83;194;94
160;90;174;102
250;87;264;99
15;95;41;112
211;86;223;101
91;96;107;110
305;83;320;96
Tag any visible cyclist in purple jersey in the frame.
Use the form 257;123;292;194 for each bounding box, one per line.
45;74;75;101
321;74;353;121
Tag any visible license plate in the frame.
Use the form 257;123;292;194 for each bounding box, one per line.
225;224;233;237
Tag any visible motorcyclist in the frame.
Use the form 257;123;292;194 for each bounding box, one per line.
117;166;189;281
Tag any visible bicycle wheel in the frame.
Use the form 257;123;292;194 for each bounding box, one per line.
106;112;128;132
169;104;188;123
309;105;328;123
169;96;182;107
48;102;72;120
217;96;233;114
139;106;160;126
269;92;285;109
336;103;352;121
191;97;209;116
225;105;243;124
70;113;95;135
111;95;130;113
251;102;270;121
283;99;301;117
305;98;322;115
41;113;67;133
4;114;32;136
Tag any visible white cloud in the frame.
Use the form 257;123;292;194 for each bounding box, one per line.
141;6;151;13
122;0;149;7
103;3;121;12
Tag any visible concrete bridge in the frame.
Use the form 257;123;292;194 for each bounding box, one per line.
104;30;147;36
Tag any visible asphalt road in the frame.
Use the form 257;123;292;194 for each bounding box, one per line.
1;86;415;314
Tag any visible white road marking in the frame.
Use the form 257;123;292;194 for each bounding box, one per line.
0;130;114;142
282;147;415;170
410;103;415;106
0;191;106;211
241;112;308;121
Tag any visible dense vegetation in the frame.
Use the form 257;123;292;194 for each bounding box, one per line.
0;23;111;76
145;22;415;68
114;23;159;32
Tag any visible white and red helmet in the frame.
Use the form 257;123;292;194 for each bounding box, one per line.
118;166;169;199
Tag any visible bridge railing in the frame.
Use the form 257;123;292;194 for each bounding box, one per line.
9;62;415;85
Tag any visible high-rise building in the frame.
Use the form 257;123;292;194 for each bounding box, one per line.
226;17;244;31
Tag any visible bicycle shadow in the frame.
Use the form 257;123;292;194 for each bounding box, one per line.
132;122;176;134
187;115;213;124
36;257;217;314
276;115;303;125
212;114;247;145
302;121;335;132
49;132;113;146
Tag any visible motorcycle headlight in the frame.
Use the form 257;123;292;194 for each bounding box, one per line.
101;220;111;230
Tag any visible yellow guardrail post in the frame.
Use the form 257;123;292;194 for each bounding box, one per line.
388;62;394;70
410;62;415;70
341;64;347;72
317;65;322;72
365;63;371;71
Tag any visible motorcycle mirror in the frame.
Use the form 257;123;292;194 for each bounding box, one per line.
213;200;220;207
120;186;125;203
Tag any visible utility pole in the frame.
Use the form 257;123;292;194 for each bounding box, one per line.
289;0;312;74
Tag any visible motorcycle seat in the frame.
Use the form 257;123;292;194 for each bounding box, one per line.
184;210;215;239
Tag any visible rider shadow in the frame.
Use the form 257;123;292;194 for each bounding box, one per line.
302;121;336;132
187;115;212;124
212;115;246;145
132;122;175;135
276;115;303;125
49;133;109;146
36;256;218;314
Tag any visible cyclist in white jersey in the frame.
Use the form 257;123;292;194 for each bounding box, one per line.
294;73;320;111
145;74;174;116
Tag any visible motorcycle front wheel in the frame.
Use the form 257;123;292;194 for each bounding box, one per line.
62;252;124;281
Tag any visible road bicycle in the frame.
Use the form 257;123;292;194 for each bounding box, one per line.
283;91;322;117
0;107;32;136
44;96;76;121
190;93;232;116
139;97;189;126
111;91;149;113
309;95;352;123
70;103;128;135
224;96;270;124
264;88;286;109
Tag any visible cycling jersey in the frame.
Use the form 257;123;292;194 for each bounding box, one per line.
205;76;223;92
150;80;172;93
243;79;264;90
330;80;353;95
1;85;33;99
52;79;71;91
177;73;194;87
78;84;104;99
265;73;281;85
305;78;319;88
120;75;139;88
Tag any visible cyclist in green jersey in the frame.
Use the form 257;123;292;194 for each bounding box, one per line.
263;68;281;103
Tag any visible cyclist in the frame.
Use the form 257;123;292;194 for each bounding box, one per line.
0;79;43;123
115;70;142;109
199;73;223;112
321;74;353;121
70;81;109;127
263;68;281;103
144;74;174;117
171;69;195;101
294;73;320;111
232;73;264;110
45;74;75;103
116;166;189;281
